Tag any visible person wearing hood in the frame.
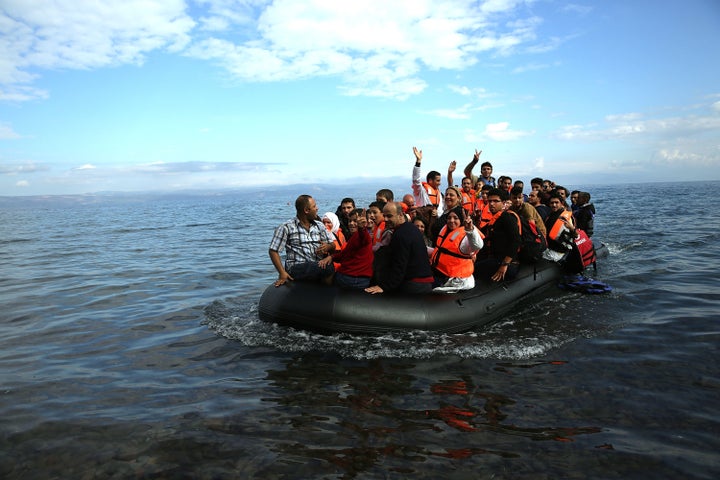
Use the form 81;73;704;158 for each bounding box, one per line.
429;206;484;293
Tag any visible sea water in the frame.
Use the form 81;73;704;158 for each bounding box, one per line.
1;181;718;479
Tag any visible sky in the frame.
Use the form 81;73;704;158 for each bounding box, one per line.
1;0;719;196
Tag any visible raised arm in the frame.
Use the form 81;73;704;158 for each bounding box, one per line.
447;160;457;187
463;149;482;179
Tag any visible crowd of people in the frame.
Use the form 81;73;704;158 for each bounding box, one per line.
269;147;597;295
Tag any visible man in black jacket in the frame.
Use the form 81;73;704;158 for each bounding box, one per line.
474;188;522;282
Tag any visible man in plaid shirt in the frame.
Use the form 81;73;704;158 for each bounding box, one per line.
269;194;336;287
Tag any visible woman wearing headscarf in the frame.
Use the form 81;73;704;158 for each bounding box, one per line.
429;205;484;293
322;212;346;253
319;209;373;289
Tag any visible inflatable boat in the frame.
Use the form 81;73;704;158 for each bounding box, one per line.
259;244;608;335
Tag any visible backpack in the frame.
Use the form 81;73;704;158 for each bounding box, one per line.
507;210;547;263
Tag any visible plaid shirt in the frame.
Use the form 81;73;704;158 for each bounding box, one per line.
269;217;334;269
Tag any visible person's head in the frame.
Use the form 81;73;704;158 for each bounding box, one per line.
548;193;565;213
527;189;541;206
445;206;465;231
514;180;524;190
376;188;394;203
486;188;508;214
578;191;591;205
426;171;442;189
554;186;568;201
499;176;513;191
480;161;493;179
339;198;355;217
480;184;492;200
402;193;415;209
510;186;524;210
367;201;386;225
444;186;462;209
542;180;553;191
412;216;427;234
461;177;474;193
570;190;580;206
348;208;367;234
382;202;406;229
322;212;340;234
295;195;318;219
530;177;543;191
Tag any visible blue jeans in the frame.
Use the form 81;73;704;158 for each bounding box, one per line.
334;272;371;290
288;261;335;282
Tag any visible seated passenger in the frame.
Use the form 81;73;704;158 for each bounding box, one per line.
365;202;434;294
411;146;444;215
412;216;433;247
319;209;373;290
543;192;578;262
367;201;387;250
430;206;484;293
269;194;335;287
573;192;595;237
474;188;522;282
322;212;346;252
334;197;355;238
429;186;463;244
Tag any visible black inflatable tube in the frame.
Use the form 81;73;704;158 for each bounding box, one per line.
259;244;608;335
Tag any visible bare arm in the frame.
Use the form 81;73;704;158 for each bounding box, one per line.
269;249;292;287
463;149;482;179
447;160;456;187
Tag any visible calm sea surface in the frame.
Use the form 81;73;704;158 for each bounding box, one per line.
1;181;718;479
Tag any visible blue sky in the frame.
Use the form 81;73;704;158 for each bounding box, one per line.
1;0;719;196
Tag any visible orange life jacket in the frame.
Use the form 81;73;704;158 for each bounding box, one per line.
477;204;494;230
461;189;475;215
422;182;441;207
430;225;475;278
548;210;574;241
372;221;386;246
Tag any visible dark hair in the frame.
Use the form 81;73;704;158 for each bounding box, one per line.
426;171;441;182
578;192;591;203
531;177;543;186
368;201;386;211
295;194;312;214
487;187;508;201
341;197;355;206
376;188;394;202
481;184;492;192
510;186;524;196
480;161;493;169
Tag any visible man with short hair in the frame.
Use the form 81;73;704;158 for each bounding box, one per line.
365;202;434;294
463;149;496;187
335;197;355;238
509;186;547;237
269;195;336;287
527;189;550;222
411;146;444;215
474;188;522;282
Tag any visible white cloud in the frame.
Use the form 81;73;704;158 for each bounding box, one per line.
1;1;547;102
0;0;195;99
15;180;29;187
0;123;22;139
483;121;533;141
74;164;96;170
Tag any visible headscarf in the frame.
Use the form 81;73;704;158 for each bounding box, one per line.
445;186;463;209
322;212;340;234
